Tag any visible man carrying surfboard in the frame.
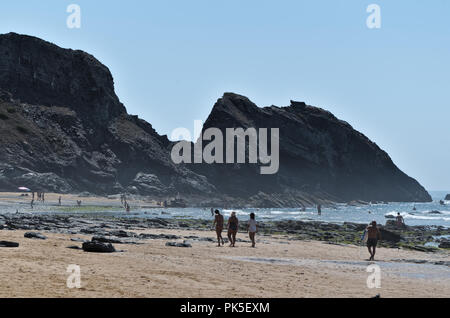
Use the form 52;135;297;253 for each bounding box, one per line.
366;221;381;261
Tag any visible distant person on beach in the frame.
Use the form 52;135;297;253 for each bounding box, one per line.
211;208;214;217
77;200;82;207
126;203;131;213
396;213;405;227
42;192;45;203
213;210;225;246
227;212;239;247
317;204;322;216
30;199;34;209
247;213;258;248
58;196;62;206
366;221;381;261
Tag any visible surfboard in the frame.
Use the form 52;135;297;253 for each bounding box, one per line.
360;229;368;244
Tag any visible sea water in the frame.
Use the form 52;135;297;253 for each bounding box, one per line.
0;191;449;228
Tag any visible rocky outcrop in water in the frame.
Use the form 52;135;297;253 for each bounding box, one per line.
0;33;431;206
191;93;431;203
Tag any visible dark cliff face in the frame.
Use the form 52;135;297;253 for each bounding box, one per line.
0;33;215;197
0;33;431;205
0;33;125;127
191;93;432;203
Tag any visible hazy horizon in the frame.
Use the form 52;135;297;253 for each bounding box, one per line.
1;0;449;191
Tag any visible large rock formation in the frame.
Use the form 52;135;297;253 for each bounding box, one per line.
0;33;215;197
0;33;432;206
191;93;432;203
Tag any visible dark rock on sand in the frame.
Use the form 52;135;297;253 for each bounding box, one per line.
24;232;47;240
445;194;450;200
378;228;401;243
439;241;450;249
82;241;116;253
0;241;19;248
139;233;180;240
165;241;192;248
0;33;431;207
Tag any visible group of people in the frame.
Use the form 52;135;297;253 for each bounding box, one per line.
30;192;47;209
212;210;258;248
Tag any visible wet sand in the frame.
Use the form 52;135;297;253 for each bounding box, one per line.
0;228;449;298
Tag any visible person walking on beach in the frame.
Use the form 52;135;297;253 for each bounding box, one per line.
213;210;225;246
366;221;381;261
227;212;239;247
58;196;62;206
247;213;258;248
317;204;322;216
30;199;34;209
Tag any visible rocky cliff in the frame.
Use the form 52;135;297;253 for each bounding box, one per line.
0;33;432;206
191;93;431;204
0;33;215;197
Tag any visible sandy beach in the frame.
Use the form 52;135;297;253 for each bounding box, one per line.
1;227;449;298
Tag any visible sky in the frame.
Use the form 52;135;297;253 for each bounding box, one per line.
0;0;449;191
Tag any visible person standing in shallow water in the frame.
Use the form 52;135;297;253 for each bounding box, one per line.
227;212;239;247
247;213;258;248
366;221;382;261
213;210;225;246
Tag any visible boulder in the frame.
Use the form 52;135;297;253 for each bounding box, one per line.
439;241;450;249
24;232;47;240
165;241;192;248
379;228;401;243
82;241;116;253
445;194;450;200
0;241;19;248
384;220;407;230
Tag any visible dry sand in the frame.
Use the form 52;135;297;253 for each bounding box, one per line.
0;228;449;298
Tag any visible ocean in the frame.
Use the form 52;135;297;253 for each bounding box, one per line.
1;191;448;228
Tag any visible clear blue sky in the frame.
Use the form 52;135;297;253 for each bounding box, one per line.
1;0;449;191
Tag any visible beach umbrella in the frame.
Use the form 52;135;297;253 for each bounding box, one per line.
18;187;31;192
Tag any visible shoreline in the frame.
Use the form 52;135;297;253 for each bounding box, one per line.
1;192;450;298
